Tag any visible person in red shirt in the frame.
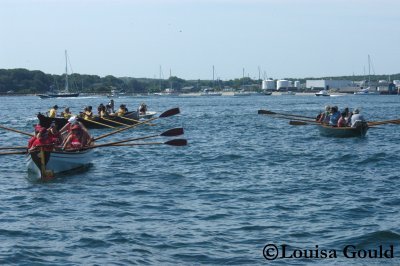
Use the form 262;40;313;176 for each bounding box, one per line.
29;128;54;152
28;124;44;149
62;125;83;150
48;121;61;145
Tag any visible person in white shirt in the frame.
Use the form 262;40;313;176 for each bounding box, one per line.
350;108;366;127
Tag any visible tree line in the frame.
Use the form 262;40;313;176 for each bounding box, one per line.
0;68;399;94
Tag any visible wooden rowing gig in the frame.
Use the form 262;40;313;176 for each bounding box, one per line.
317;123;369;138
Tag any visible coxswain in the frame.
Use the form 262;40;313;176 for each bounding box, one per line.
108;99;115;113
117;104;127;117
48;105;58;118
138;102;148;115
61;107;72;119
29;128;54;152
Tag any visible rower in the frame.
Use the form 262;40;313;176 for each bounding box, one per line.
48;105;58;118
108;99;115;113
28;124;44;149
84;106;93;120
29;127;54;152
48;121;61;145
350;108;366;127
62;125;83;150
117;104;127;117
61;107;72;119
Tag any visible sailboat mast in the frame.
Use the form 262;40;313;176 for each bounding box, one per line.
368;54;371;85
65;50;69;92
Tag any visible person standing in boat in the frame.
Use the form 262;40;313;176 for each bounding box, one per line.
48;105;58;118
61;107;72;119
329;106;341;126
138;102;148;115
108;99;115;113
350;108;366;127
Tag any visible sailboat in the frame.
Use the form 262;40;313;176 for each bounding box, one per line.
354;55;380;95
38;50;80;99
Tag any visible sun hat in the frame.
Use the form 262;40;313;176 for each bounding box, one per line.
353;108;360;114
68;116;77;124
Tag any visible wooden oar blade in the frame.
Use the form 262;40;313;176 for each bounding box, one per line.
160;127;184;137
164;139;187;146
258;109;275;115
159;107;180;118
289;120;310;126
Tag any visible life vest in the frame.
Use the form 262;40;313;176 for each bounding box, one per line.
63;112;72;119
49;108;57;118
84;111;93;120
70;134;82;148
31;137;53;151
117;108;126;117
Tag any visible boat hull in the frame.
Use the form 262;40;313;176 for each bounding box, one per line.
38;111;139;130
318;124;369;138
26;149;94;181
139;111;157;119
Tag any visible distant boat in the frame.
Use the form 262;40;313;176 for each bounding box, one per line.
107;89;126;98
315;90;330;96
263;91;272;95
200;88;222;96
354;87;380;95
234;90;251;96
38;50;79;99
280;91;296;95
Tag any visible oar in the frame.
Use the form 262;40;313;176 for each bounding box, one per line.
94;107;180;141
258;109;316;120
0;150;27;156
111;139;187;147
0;146;27;150
82;118;116;129
368;119;400;126
117;116;156;126
0;124;34;137
289;120;321;126
101;117;130;127
91;128;184;149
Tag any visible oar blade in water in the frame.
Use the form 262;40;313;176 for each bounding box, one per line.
159;107;180;118
160;128;184;137
165;139;187;146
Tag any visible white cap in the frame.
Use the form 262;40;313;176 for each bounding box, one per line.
68;116;77;124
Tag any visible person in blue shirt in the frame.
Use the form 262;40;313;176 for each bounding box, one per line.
329;106;341;126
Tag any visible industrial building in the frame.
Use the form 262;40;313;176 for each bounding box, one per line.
306;80;354;90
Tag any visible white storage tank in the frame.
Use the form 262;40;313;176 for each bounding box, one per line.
294;81;300;88
277;79;289;90
262;79;276;90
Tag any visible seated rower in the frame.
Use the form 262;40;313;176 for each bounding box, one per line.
317;105;331;124
83;106;93;120
350;108;366;127
48;105;59;118
62;125;84;150
117;104;128;117
28;124;44;149
99;105;108;118
337;112;348;127
61;107;72;119
29;128;54;152
59;116;90;141
48;121;61;145
105;104;114;115
328;106;341;126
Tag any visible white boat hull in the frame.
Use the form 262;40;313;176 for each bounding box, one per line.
139;111;157;119
26;149;94;180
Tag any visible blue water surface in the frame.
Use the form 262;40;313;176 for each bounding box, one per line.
0;94;399;265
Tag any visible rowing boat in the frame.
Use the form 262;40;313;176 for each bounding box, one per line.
317;123;369;138
26;149;94;181
38;111;139;130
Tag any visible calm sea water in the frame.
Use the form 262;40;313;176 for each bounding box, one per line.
0;94;400;265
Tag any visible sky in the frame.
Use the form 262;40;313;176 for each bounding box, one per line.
1;0;399;80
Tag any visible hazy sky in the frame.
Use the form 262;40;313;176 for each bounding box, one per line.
1;0;399;80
